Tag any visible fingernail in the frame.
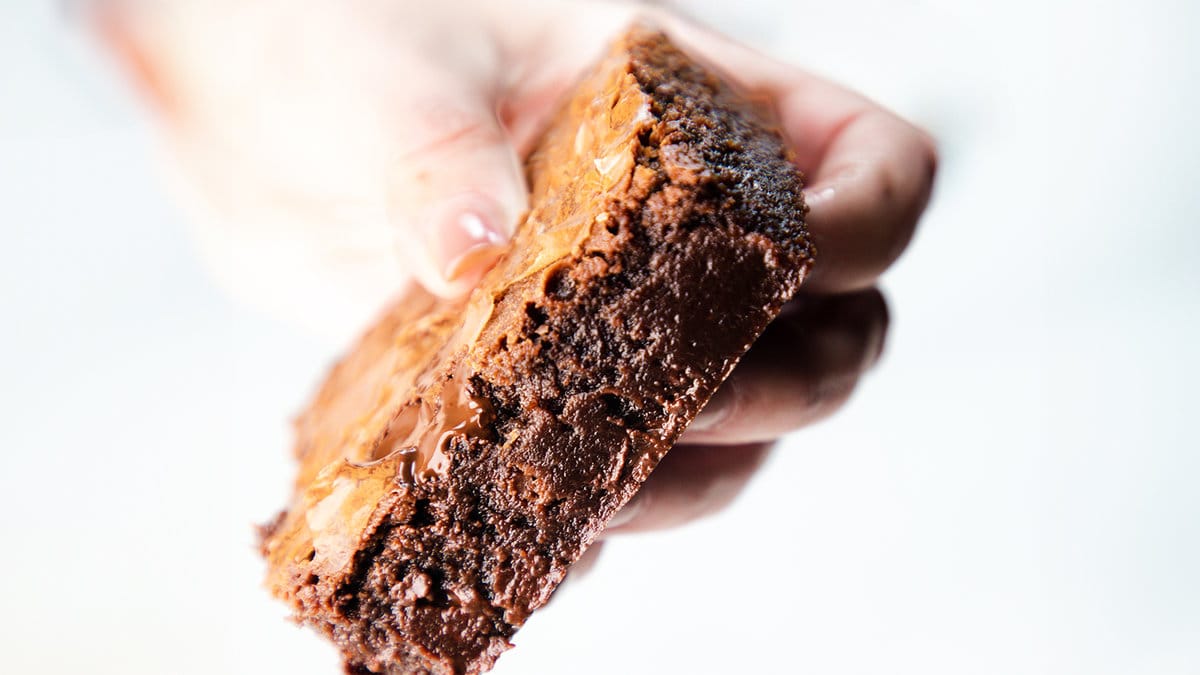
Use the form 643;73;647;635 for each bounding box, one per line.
426;196;510;282
607;497;643;530
688;381;739;434
805;185;836;209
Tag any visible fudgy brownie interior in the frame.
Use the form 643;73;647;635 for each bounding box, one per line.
260;25;813;675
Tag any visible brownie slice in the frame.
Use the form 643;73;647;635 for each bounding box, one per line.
260;25;813;675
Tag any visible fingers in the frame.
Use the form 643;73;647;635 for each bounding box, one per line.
100;0;530;301
764;75;938;293
388;83;529;298
681;288;889;445
657;14;937;293
760;76;937;293
799;109;938;291
604;442;772;535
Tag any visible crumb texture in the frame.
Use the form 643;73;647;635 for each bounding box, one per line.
260;25;812;675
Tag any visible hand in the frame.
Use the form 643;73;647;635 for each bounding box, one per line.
95;0;935;534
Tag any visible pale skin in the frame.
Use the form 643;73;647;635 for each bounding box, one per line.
94;0;936;538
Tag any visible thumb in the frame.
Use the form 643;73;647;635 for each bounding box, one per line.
389;87;528;299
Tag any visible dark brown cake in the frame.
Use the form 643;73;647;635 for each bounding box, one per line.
260;25;813;675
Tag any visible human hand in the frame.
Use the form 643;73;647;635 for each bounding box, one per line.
95;0;935;533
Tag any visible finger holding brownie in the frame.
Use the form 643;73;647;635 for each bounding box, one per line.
93;0;935;535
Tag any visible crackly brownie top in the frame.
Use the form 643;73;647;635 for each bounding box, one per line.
260;23;811;675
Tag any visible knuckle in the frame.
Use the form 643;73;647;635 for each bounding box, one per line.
398;99;501;162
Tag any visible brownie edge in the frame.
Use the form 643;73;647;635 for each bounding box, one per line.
260;24;813;675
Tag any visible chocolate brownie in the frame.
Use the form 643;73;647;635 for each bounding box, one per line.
260;25;814;675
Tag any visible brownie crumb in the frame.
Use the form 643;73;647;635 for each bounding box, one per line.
260;25;812;675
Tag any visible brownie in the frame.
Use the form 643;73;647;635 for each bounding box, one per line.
259;25;814;675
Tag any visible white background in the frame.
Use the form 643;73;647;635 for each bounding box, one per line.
2;1;1198;673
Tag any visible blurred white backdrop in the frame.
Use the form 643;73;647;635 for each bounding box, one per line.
2;1;1198;674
